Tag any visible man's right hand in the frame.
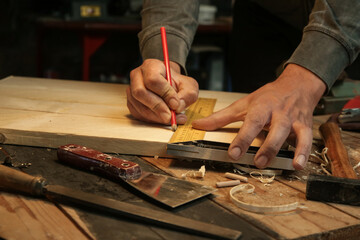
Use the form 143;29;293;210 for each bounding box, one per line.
126;59;199;125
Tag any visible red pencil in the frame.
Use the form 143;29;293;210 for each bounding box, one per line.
160;27;177;131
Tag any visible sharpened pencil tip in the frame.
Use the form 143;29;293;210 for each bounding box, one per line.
171;124;177;132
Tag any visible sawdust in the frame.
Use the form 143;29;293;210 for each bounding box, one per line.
181;165;206;179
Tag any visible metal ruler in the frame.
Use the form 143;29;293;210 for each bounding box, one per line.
169;98;216;143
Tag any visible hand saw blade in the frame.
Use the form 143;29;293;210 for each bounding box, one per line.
57;144;216;208
0;164;241;240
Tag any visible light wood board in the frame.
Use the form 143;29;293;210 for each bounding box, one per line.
0;76;245;155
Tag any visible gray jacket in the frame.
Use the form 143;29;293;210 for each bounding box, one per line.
138;0;360;90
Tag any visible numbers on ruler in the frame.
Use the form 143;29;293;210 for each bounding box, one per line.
169;98;216;143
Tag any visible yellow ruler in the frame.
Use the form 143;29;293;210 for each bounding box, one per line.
169;98;217;143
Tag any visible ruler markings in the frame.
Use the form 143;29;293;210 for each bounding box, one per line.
169;98;216;143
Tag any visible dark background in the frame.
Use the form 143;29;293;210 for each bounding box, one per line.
0;0;233;90
0;0;358;92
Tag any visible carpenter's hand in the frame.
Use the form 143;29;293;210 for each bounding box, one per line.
127;59;199;125
192;64;326;170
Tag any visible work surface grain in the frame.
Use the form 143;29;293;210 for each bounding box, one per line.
1;76;360;239
0;76;244;157
1;142;360;240
0;144;267;240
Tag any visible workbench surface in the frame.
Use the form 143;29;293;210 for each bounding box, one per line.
1;76;360;239
1;116;360;240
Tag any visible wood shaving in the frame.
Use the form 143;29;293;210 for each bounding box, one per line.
310;147;331;176
250;171;275;186
353;161;360;170
233;164;282;176
181;165;206;179
229;184;298;214
286;175;301;181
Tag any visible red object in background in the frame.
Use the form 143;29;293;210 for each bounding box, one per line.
83;34;108;81
343;95;360;109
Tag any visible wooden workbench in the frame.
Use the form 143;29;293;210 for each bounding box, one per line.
0;76;360;239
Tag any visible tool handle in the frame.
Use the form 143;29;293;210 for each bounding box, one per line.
319;122;357;179
0;165;46;195
57;144;142;181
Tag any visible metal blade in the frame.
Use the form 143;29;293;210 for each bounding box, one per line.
57;144;216;208
127;172;216;208
45;184;241;240
167;141;295;170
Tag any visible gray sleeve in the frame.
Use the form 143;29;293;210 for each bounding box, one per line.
138;0;199;72
286;0;360;90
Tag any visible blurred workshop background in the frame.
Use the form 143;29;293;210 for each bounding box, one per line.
0;0;233;91
0;0;359;98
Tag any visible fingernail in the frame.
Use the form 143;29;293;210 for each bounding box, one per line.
177;99;186;112
229;147;241;160
296;155;306;168
169;98;179;110
255;155;268;168
160;112;170;123
176;114;187;124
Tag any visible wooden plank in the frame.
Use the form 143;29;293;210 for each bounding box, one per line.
142;157;360;239
0;192;93;240
0;76;244;156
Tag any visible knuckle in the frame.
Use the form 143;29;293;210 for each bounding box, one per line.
274;113;291;126
237;135;253;149
248;117;265;130
151;102;162;112
131;87;146;100
160;87;173;99
188;89;199;102
182;90;198;106
189;78;199;89
144;73;163;90
292;121;312;134
129;68;137;80
262;143;280;157
142;59;154;68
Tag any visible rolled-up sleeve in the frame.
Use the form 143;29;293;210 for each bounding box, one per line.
138;0;199;71
286;0;360;90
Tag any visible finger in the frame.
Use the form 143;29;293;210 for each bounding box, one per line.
292;122;313;170
141;60;180;110
126;87;170;124
192;100;247;131
228;107;271;160
176;113;187;125
176;75;199;112
130;69;171;123
253;113;291;168
128;90;187;125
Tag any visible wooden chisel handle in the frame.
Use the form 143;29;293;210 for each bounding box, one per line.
0;164;46;195
319;122;357;179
